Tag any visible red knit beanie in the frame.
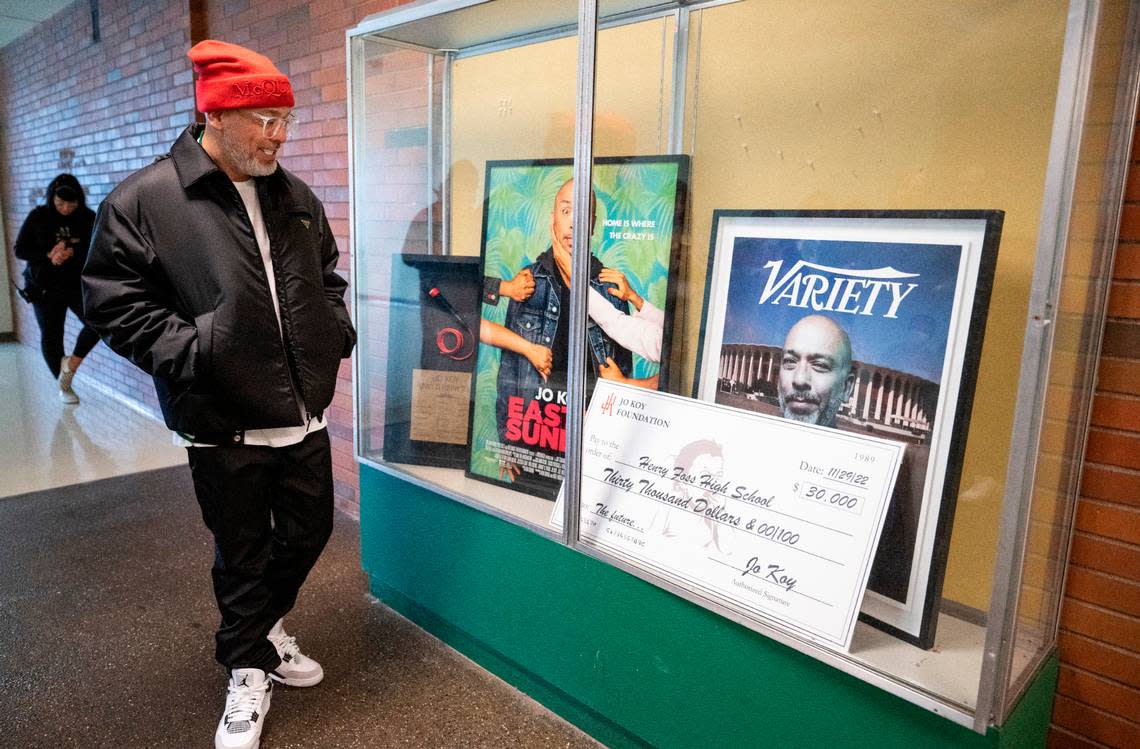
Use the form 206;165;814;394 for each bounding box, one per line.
189;40;294;112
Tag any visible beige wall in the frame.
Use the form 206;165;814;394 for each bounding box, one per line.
450;16;676;257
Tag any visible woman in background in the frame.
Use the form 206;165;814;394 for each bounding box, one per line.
14;174;99;404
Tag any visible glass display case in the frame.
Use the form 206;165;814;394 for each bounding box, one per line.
348;0;1138;734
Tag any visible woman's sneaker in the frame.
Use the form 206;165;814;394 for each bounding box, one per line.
216;668;272;749
58;357;79;404
267;619;324;687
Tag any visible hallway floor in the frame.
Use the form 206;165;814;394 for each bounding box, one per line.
0;342;186;496
0;342;603;748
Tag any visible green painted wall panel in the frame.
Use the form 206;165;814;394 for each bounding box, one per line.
360;466;1053;748
997;656;1058;749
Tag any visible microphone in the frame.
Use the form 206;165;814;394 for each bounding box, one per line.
424;283;472;329
422;280;475;361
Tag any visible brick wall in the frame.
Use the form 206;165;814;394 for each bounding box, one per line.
0;0;418;516
0;0;192;419
1049;113;1140;748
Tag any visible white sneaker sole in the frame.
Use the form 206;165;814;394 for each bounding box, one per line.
269;668;323;688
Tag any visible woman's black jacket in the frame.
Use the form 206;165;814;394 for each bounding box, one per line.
14;184;95;300
82;125;356;436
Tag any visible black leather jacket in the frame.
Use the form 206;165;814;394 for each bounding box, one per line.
83;124;355;436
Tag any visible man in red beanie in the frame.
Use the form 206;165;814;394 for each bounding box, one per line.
83;40;355;749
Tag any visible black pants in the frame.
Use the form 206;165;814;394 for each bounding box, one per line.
187;429;334;672
31;291;100;378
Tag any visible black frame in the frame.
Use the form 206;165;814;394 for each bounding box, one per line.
465;154;690;500
693;209;1003;649
382;254;483;469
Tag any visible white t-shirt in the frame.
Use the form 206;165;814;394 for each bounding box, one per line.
174;177;326;448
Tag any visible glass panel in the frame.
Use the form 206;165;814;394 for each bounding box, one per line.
448;15;674;526
352;3;588;532
353;36;436;463
571;0;1071;716
560;11;685;555
1006;0;1134;715
445;21;583;528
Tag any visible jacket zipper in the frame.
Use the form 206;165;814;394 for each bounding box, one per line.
227;181;310;423
269;233;312;422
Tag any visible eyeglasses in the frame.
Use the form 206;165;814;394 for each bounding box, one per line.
245;111;298;138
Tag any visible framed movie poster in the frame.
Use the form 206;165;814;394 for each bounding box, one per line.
383;255;483;469
694;210;1002;648
467;156;689;500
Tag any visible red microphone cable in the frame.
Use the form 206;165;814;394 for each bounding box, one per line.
424;283;475;361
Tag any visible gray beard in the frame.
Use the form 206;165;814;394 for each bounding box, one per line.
221;130;277;178
779;388;846;428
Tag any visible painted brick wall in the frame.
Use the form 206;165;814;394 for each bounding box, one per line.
1048;111;1140;748
0;0;192;420
0;0;418;515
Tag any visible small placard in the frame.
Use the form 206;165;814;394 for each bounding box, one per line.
553;381;904;650
411;369;472;445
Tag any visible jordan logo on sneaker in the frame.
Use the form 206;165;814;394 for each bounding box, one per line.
237;674;249;687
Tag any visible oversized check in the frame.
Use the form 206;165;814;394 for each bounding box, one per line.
553;380;905;649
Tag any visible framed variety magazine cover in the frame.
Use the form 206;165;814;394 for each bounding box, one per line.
694;210;1002;648
467;156;689;500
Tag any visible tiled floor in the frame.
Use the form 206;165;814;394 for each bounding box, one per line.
0;342;186;497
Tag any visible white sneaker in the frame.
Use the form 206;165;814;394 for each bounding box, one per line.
58;358;79;404
216;668;272;749
267;619;324;687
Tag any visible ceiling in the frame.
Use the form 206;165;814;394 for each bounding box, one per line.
0;0;76;48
